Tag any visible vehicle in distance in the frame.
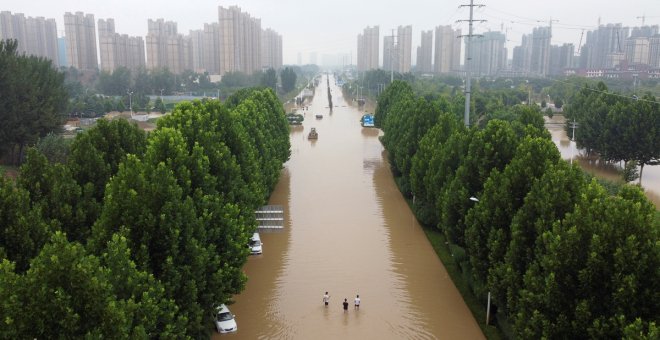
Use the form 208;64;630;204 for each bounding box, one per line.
308;127;318;139
215;304;237;333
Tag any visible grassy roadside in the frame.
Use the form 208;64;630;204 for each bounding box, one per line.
421;225;504;340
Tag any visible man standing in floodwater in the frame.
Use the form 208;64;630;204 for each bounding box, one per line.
354;295;360;309
323;292;330;306
343;298;349;312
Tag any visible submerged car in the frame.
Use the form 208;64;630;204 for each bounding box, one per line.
249;232;263;255
215;304;237;333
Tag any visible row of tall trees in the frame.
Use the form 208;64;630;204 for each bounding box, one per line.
0;88;291;337
72;67;299;117
96;66;302;99
563;82;659;183
377;80;658;338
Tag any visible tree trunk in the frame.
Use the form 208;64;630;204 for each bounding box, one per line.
10;144;18;166
639;163;644;185
17;143;24;166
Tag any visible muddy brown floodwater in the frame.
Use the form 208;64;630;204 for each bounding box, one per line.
214;76;483;340
545;116;660;208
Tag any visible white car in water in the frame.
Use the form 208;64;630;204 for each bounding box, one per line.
249;232;263;255
215;304;237;333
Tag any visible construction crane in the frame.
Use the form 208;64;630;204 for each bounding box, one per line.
577;29;585;55
636;15;660;26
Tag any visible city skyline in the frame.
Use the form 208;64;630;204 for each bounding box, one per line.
2;0;657;65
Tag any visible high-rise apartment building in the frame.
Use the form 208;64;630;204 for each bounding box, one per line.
201;23;221;74
98;18;145;72
581;24;629;69
549;43;575;75
626;25;659;66
512;34;532;74
383;36;394;73
58;37;67;67
357;25;379;72
64;12;98;71
262;28;282;70
0;11;28;54
397;25;412;73
416;30;433;73
0;11;59;65
530;26;551;76
184;7;278;75
625;37;650;65
188;29;205;73
511;27;551;76
470;31;507;76
218;6;262;75
433;25;461;74
650;35;660;67
630;25;659;38
146;19;186;73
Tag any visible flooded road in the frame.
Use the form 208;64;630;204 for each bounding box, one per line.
545;116;660;207
215;76;483;339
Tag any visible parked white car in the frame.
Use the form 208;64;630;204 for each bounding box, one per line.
249;232;263;255
215;304;237;333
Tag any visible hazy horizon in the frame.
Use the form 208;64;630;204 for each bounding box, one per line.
3;0;658;66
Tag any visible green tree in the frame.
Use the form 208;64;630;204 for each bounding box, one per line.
133;67;152;95
154;97;166;114
18;149;89;242
385;95;448;194
465;137;560;287
438;120;518;247
497;161;586;314
150;67;176;95
280;67;297;93
514;182;659;338
626;95;659;184
260;68;277;91
7;232;128;337
68;118;147;203
410;113;462;225
97;67;131;95
2;232;186;338
35;132;71;164
0;39;68;164
375;80;414;128
0;177;50;272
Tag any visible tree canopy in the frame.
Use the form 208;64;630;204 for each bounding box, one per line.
0;39;68;164
0;87;291;337
376;81;659;338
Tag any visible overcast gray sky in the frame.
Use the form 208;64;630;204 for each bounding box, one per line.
4;0;658;65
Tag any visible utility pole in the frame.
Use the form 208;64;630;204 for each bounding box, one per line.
570;119;579;165
127;90;134;116
386;29;398;83
458;0;485;127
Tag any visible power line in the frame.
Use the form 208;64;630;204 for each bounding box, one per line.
548;77;660;105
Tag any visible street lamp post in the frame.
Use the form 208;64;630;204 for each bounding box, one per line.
127;90;134;116
467;195;491;325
